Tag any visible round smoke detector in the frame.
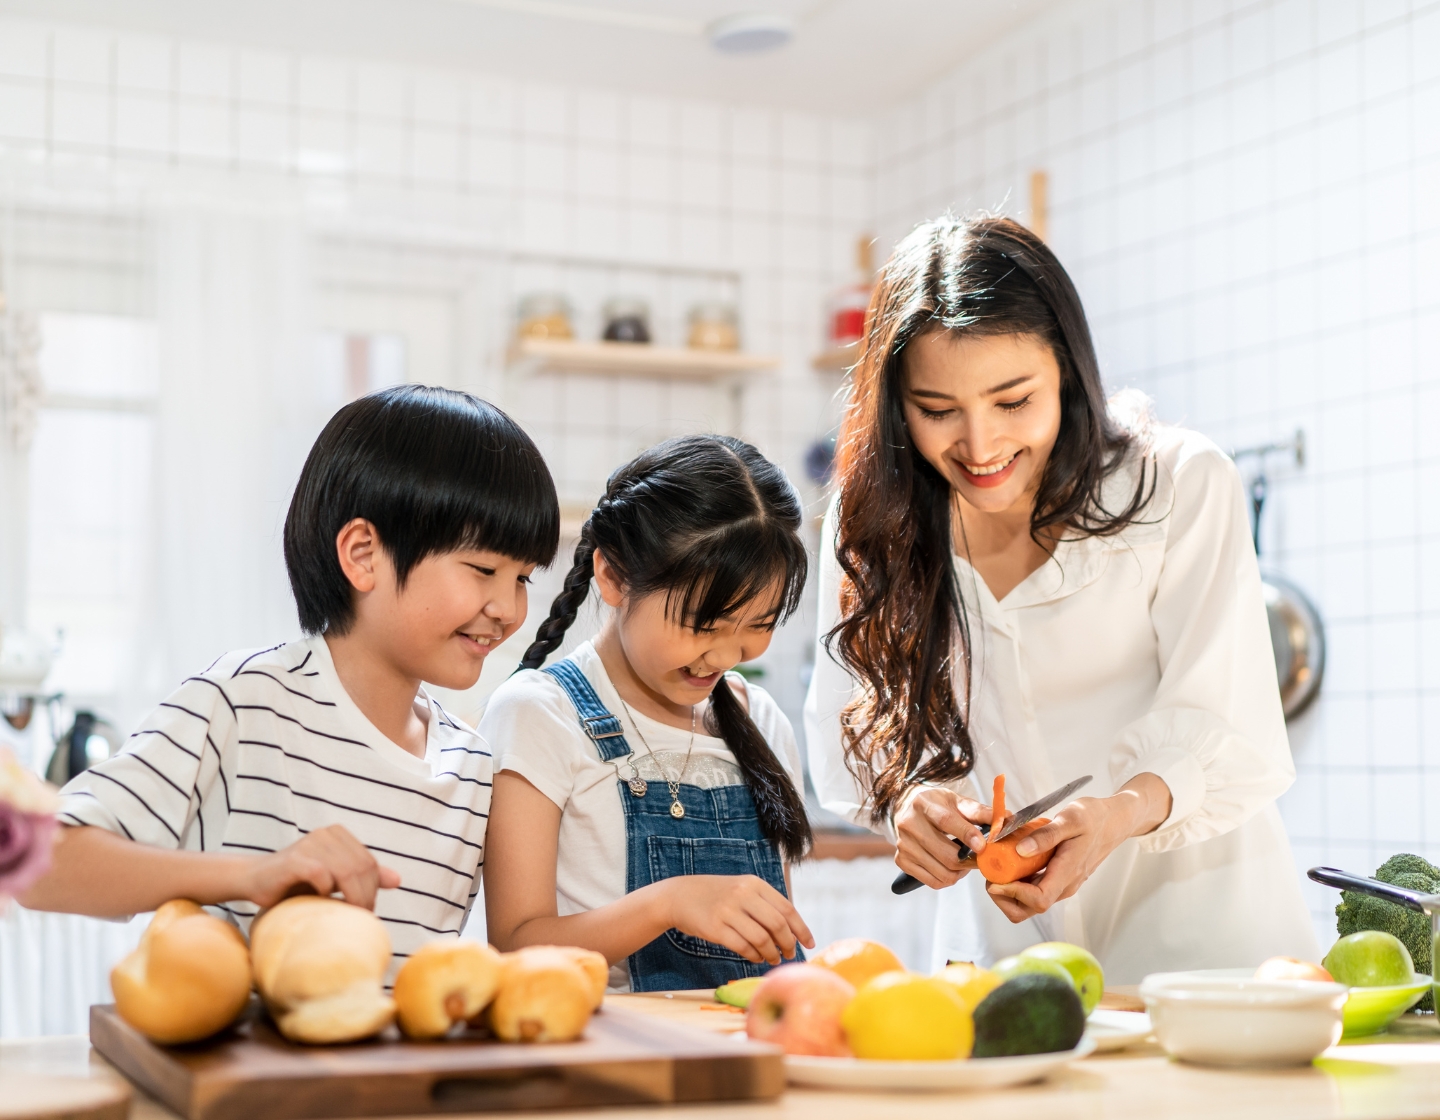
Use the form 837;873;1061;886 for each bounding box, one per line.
707;12;795;54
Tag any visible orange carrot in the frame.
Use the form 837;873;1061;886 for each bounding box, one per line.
975;773;1051;885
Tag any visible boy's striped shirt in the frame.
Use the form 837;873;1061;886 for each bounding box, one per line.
57;637;491;979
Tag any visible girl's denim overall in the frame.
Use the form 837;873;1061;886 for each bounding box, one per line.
543;657;800;992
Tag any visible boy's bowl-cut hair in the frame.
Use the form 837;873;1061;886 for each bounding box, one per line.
284;385;560;635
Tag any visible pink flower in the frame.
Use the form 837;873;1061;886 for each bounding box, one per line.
0;747;59;902
0;803;57;898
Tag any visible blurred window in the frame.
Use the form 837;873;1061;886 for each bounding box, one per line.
26;323;405;715
26;314;157;711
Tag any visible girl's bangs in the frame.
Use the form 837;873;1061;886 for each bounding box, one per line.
661;521;806;631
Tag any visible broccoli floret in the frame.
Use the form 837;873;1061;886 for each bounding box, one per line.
1377;853;1440;884
1335;853;1440;1012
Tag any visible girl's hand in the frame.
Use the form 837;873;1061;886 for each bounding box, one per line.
242;825;401;911
892;787;993;889
985;773;1172;922
660;875;815;965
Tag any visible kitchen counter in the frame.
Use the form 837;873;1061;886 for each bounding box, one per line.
5;993;1440;1120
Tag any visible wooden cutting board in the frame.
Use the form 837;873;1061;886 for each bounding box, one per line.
89;1003;781;1120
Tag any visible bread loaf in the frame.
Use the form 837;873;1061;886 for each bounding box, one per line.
111;899;252;1044
393;940;503;1039
488;947;595;1043
249;896;395;1043
529;945;607;1011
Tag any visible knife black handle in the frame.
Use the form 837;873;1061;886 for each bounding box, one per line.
890;824;990;895
1308;866;1433;913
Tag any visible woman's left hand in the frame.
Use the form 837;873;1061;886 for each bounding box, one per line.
985;773;1173;922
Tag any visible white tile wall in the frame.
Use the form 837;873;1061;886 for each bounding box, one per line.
873;0;1440;951
0;15;881;1038
0;14;874;731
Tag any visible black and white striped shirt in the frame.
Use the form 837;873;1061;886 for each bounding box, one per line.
57;637;491;975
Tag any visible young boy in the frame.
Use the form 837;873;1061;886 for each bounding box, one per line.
22;385;559;971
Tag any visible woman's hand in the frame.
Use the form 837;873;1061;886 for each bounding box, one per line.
660;874;815;965
985;773;1172;922
893;787;993;889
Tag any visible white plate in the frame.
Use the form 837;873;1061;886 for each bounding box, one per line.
1085;1009;1152;1052
784;1035;1096;1091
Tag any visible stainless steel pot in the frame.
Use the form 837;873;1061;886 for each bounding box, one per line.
1308;866;1438;1008
1263;571;1325;719
1246;462;1326;721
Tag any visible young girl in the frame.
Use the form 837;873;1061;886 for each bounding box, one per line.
482;435;814;992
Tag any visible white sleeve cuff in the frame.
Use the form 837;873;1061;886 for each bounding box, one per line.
1112;745;1206;844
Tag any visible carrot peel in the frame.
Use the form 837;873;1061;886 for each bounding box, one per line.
975;773;1051;884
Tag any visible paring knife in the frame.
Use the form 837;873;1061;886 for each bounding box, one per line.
890;774;1093;896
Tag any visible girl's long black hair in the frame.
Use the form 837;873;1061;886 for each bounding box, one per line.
519;435;813;861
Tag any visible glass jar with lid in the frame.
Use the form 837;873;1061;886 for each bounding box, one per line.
601;297;652;344
687;302;740;352
516;293;574;341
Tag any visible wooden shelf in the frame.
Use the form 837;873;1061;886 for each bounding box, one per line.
812;342;861;372
809;827;895;861
508;338;779;380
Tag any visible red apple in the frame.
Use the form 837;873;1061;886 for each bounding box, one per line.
744;964;855;1057
1255;956;1333;982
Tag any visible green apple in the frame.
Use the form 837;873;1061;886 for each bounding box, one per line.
1323;931;1414;987
992;953;1075;992
1020;942;1105;1015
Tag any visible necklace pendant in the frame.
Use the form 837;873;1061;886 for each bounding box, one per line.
669;800;686;819
627;776;649;797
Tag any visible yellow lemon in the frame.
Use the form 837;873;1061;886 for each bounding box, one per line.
841;971;973;1061
936;962;1004;1014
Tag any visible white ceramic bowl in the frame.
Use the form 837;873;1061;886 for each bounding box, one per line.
1140;969;1346;1067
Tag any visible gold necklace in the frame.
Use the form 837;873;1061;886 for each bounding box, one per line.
618;696;697;820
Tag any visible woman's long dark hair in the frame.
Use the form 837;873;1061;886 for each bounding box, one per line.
520;435;813;861
829;215;1155;823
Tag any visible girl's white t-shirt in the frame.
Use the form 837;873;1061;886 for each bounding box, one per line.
480;640;803;990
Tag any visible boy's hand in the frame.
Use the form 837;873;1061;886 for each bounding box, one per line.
660;875;815;966
243;825;400;910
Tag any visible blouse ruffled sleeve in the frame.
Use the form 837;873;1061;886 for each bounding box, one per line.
1108;444;1295;853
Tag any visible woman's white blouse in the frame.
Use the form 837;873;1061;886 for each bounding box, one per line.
804;424;1319;982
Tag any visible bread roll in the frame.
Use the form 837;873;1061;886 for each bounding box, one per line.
249;896;395;1043
489;947;595;1043
111;899;252;1044
393;940;503;1039
524;945;607;1011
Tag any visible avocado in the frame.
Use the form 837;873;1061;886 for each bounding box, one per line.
714;976;764;1009
971;973;1086;1057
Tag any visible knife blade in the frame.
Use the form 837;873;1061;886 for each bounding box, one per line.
890;774;1094;895
990;774;1093;842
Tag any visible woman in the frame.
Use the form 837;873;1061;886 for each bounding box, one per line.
805;215;1317;980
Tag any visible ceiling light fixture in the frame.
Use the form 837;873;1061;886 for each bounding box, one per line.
707;12;795;54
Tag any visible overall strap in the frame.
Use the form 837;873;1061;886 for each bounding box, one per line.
542;659;632;762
